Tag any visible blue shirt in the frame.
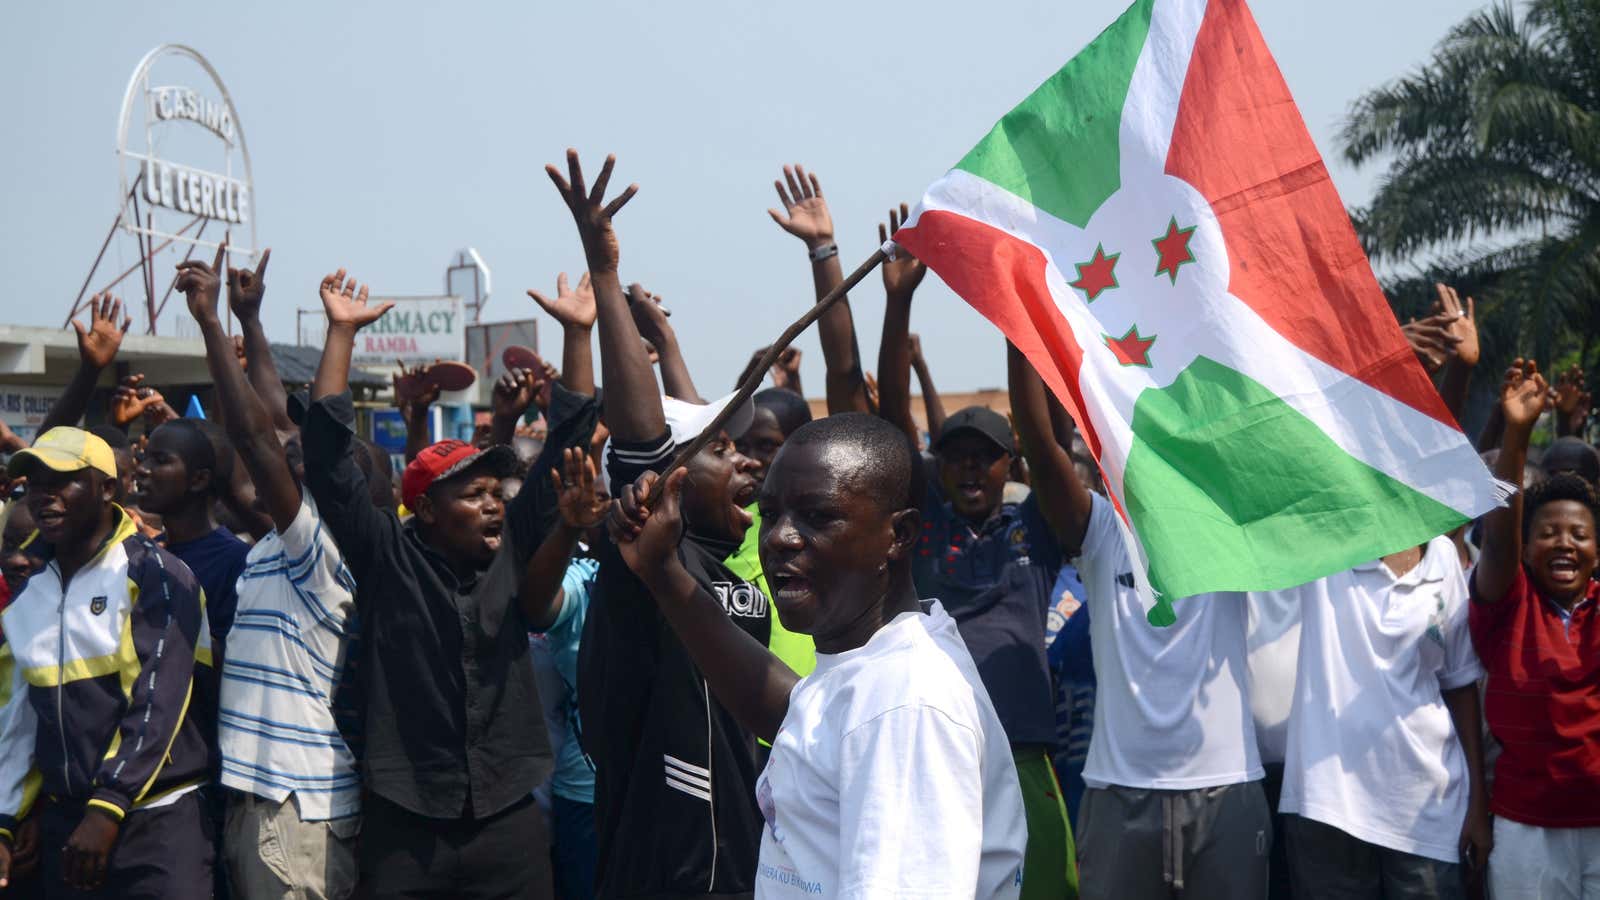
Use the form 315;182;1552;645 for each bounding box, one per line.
532;557;599;804
912;474;1063;746
167;526;251;663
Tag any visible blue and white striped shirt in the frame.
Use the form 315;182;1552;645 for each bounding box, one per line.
218;496;361;820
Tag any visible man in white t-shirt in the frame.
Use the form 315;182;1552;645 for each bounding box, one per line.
1267;535;1489;899
609;412;1027;898
1071;494;1271;899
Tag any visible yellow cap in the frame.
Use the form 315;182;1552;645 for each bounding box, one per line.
7;427;117;480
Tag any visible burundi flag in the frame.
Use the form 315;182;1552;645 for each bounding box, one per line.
894;0;1507;623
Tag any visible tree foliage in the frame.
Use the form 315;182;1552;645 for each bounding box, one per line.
1342;0;1600;373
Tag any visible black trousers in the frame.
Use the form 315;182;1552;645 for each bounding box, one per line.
358;792;553;900
36;790;213;900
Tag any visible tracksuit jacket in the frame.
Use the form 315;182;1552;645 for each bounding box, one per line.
0;506;213;838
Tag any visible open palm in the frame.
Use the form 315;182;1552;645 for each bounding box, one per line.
527;272;596;330
320;269;393;329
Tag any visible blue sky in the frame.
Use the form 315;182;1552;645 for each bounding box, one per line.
2;0;1487;392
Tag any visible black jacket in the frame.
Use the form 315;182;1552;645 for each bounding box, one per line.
581;434;769;899
302;385;597;820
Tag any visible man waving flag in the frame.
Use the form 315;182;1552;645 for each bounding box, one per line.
893;0;1507;624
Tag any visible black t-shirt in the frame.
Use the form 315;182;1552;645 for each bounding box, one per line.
580;433;768;898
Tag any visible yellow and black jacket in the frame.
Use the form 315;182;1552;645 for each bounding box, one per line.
0;505;213;839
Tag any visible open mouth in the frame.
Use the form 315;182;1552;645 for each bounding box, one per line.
1547;556;1581;578
482;521;504;550
732;481;757;529
957;481;985;503
767;570;813;608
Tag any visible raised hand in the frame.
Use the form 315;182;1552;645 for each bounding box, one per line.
546;150;639;274
767;164;834;249
609;467;688;579
227;247;271;321
492;367;543;421
108;374;166;427
626;284;673;346
880;203;927;298
1430;283;1479;367
1401;313;1461;373
550;447;608;531
175;241;228;323
526;272;596;330
1552;364;1591;435
393;360;442;425
1500;358;1551;431
772;347;802;392
319;269;392;330
71;292;133;370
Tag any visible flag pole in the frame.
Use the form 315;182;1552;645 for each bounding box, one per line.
647;246;889;507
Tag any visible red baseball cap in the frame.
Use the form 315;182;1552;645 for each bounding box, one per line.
401;440;518;509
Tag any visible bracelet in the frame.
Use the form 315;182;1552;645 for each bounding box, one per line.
808;243;839;263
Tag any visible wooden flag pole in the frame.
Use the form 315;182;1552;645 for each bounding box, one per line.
647;246;889;507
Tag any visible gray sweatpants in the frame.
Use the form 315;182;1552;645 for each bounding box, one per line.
1284;814;1463;900
1077;781;1271;900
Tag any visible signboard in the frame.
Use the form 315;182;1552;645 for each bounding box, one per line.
370;409;409;454
298;296;465;367
117;45;255;255
0;386;59;444
465;319;541;385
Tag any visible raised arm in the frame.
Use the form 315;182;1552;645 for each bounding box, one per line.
875;205;926;443
311;271;392;402
612;467;798;741
628;285;701;403
226;249;295;434
1009;342;1093;553
1553;364;1591;438
768;165;868;415
41;294;131;433
178;242;302;533
489;368;541;448
392;362;441;463
545;150;662;443
909;334;947;443
1431;283;1478;422
526;271;596;397
519;448;606;629
1473;359;1550;604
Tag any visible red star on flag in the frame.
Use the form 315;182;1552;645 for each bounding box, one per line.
1104;325;1156;367
1152;217;1197;284
1069;243;1120;301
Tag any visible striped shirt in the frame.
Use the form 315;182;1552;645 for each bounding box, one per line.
218;496;361;820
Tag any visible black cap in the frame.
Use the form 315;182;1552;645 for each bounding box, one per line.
933;406;1014;456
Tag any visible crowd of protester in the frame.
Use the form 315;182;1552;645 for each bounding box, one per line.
0;151;1594;900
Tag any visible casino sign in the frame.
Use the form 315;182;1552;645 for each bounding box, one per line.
115;44;256;259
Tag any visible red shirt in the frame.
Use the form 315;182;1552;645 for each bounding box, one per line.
1470;566;1600;827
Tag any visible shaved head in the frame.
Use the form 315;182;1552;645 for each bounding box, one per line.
778;413;920;514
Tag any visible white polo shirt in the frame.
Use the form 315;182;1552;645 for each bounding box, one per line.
1074;494;1262;790
1275;536;1482;862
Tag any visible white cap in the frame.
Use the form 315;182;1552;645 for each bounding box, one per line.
603;390;755;493
662;389;755;447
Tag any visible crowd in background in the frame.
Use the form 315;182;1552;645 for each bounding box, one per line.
0;151;1594;900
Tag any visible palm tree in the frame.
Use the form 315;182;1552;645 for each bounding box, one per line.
1341;0;1600;374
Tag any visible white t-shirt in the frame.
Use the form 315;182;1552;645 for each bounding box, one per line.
1246;590;1303;765
1275;536;1483;862
754;601;1026;899
1074;494;1262;789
